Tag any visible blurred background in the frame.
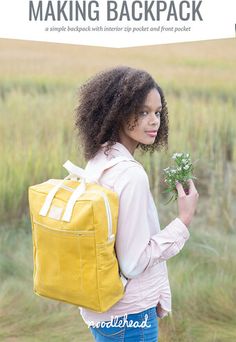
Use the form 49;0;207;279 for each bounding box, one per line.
0;37;235;341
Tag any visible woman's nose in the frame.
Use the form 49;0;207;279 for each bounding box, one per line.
148;113;160;125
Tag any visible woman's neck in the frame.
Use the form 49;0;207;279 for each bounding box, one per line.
117;132;138;156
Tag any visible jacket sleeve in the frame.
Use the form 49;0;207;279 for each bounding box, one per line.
113;165;190;279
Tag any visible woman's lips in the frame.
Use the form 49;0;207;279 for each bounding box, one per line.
146;131;157;137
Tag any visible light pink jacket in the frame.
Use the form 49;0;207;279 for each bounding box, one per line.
79;142;190;325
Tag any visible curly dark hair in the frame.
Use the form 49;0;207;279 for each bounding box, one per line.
74;66;169;160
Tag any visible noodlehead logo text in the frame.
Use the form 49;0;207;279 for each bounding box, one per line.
87;313;152;328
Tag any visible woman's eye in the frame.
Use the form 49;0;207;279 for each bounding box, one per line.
139;111;161;117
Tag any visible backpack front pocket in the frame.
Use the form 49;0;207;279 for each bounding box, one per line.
32;221;99;308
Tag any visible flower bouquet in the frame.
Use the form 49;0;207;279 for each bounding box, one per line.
163;152;198;204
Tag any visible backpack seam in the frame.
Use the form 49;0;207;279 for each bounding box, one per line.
92;201;102;310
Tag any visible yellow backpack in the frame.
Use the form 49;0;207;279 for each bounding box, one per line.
28;157;133;312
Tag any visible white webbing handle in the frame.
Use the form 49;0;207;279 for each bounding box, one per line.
62;178;86;222
61;160;88;222
39;174;72;217
40;160;87;218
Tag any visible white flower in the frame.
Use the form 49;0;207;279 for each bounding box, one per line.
183;165;190;170
171;169;177;174
172;153;181;159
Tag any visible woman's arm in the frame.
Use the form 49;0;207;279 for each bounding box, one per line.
114;165;190;279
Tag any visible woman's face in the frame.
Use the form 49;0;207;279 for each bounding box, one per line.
119;88;162;155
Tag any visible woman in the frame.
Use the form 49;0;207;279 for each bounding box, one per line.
74;66;199;341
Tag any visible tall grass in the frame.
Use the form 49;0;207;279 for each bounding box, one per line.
2;82;235;230
0;37;236;341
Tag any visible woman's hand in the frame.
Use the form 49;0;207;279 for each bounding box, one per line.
176;179;199;227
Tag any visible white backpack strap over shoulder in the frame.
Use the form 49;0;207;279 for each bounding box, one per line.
99;156;144;181
85;156;142;184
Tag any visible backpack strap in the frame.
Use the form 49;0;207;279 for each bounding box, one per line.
63;160;86;179
85;156;143;183
102;156;143;171
63;157;135;182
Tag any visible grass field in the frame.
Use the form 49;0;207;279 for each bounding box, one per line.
0;37;235;341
